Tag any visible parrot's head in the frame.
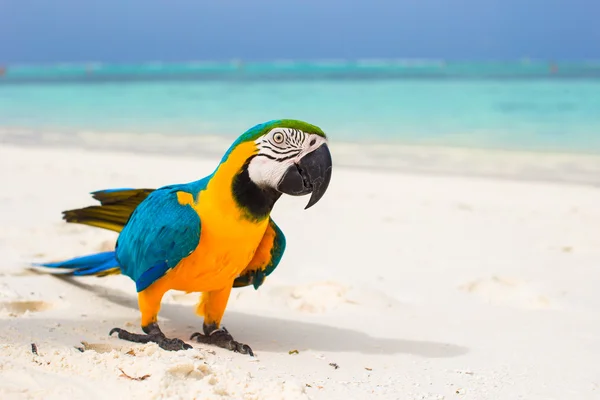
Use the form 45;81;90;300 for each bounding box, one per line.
228;119;333;211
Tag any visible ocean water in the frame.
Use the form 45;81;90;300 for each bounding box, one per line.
1;60;600;154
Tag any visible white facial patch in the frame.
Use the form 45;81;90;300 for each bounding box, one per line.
247;128;328;189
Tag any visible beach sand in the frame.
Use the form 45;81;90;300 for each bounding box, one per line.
1;142;600;399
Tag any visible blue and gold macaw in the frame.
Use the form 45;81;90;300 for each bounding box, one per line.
38;119;332;356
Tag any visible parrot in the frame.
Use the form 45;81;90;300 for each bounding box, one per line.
37;119;333;356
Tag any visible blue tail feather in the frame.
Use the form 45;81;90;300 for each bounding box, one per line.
36;251;120;276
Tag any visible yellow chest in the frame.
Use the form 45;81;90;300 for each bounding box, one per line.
173;209;269;292
160;141;269;292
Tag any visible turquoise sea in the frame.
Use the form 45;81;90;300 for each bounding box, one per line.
1;60;600;154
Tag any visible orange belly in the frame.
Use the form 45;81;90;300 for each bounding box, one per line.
165;228;266;292
155;187;270;293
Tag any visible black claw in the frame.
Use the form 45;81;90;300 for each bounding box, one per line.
108;325;192;351
109;327;122;336
191;326;254;356
237;343;254;356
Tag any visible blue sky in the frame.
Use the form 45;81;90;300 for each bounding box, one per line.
1;0;598;63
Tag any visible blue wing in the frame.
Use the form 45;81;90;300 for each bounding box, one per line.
116;182;204;292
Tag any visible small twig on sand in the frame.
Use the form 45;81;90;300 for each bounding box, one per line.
119;368;151;381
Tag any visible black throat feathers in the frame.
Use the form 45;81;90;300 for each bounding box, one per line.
232;157;282;222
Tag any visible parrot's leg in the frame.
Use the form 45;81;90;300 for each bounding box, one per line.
191;285;254;356
109;286;192;351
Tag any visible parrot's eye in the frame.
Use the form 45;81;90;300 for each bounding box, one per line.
272;132;284;144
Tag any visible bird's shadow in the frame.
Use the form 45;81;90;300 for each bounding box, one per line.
51;275;469;359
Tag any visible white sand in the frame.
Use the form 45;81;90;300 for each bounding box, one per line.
1;142;600;399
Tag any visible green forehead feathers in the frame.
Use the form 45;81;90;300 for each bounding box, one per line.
237;119;327;143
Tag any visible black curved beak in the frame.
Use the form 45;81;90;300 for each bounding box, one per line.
276;143;333;209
